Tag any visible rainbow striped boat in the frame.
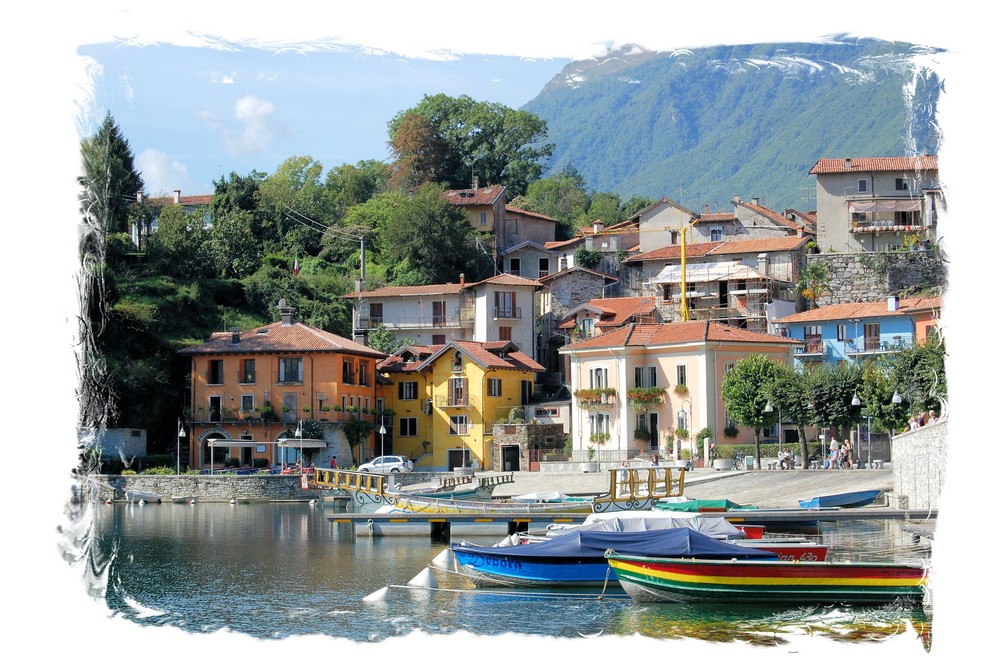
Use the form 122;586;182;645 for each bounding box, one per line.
605;552;927;605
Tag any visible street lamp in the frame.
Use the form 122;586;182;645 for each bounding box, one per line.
678;399;692;464
294;420;303;469
176;419;186;475
764;400;782;447
379;423;387;458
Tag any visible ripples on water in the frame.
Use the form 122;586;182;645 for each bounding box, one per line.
84;501;933;651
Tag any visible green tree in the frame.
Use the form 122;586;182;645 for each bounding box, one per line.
796;261;829;309
387;93;552;196
145;205;211;278
369;324;415;355
523;166;589;238
205;209;263;279
326;160;390;212
79;112;145;235
882;332;947;427
766;365;814;469
807;361;863;436
377;183;485;284
574;248;602;270
257;156;334;255
342;417;374;466
721;353;786;469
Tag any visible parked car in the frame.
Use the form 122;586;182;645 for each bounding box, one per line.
358;455;414;473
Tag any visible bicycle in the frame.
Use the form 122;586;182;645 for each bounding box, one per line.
732;452;744;470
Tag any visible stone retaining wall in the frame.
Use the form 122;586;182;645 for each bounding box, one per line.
812;250;946;307
85;474;323;503
890;418;947;510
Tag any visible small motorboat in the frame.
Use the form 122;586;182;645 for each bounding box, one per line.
798;489;882;509
125;489;162;504
606;552;926;604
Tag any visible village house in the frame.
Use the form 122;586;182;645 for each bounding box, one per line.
774;295;943;370
379;340;544;471
346;273;543;361
177;300;386;470
559;321;801;463
131;189;213;249
443;184;557;262
809;155;942;253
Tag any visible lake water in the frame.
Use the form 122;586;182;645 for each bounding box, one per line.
78;500;934;652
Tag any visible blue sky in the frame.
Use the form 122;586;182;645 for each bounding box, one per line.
79;41;569;194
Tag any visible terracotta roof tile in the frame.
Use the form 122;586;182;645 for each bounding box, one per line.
544;238;583;250
736;201;802;231
774;297;944;324
809;156;938;175
443;186;506;206
538;266;617;283
179;321;386;358
474;274;544;288
563;321;801;351
560;297;658;329
145;194;214;207
627;236;808;263
505;205;559;223
697;212;736;222
343;283;467;298
625;242;723;262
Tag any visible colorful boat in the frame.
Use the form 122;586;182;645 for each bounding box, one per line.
655;497;820;533
451;527;776;588
798;489;882;509
605;552;926;604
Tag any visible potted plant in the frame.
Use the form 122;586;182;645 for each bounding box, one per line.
582;445;599;473
673;383;689;397
633;426;651;442
319;405;330;412
724;423;739;439
675;427;689;441
302;406;311;414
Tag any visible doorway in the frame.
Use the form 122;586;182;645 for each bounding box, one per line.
501;445;521;472
447;448;471;471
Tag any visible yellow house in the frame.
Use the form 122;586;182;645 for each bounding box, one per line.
379;340;544;471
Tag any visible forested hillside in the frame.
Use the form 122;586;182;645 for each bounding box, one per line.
523;37;942;212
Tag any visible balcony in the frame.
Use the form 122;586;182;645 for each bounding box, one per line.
794;340;826;358
493;306;522;320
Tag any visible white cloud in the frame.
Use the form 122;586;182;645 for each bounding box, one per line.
225;94;283;155
135;148;201;194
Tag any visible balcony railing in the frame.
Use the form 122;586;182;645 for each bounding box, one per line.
493;306;522;320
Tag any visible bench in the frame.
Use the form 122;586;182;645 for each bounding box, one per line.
764;458;781;470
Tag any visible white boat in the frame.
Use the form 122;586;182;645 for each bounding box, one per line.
125;489;162;504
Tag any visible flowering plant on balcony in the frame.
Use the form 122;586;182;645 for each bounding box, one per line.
673;383;689;397
574;388;616;408
627;386;666;411
589;431;611;444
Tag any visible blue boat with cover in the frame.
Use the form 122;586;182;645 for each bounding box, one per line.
797;489;882;509
450;527;775;588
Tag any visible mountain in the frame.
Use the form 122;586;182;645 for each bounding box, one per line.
522;37;942;213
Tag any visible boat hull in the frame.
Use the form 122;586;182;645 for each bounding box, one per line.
798;490;882;509
607;554;926;605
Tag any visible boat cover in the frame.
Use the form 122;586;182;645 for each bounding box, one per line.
577;511;746;539
452;528;775;560
654;498;754;512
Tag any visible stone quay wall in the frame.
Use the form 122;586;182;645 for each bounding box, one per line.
890;418;947;510
88;474;323;503
812;250;946;307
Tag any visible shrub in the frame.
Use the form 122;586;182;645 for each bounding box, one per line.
251;458;269;469
695;427;713;447
121;469;137;476
140;466;175;475
224;456;240;468
675;428;689;440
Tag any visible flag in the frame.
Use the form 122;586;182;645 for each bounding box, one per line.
293;255;300;276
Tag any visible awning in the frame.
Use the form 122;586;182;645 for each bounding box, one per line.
276;438;328;449
848;199;922;213
207;439;266;447
651;260;764;284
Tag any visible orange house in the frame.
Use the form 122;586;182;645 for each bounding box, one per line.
178;300;386;469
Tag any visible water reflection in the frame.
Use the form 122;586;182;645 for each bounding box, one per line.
83;501;934;650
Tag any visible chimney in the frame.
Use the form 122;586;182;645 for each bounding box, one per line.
752;197;760;206
757;253;769;278
887;295;899;312
797;226;804;238
174;189;181;204
704;204;709;214
593;219;604;233
845;158;853;170
460;273;465;287
472;176;479;190
732;195;742;205
277;298;296;325
230;327;241;344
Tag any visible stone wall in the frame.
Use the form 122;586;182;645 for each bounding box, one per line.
491;423;566;470
812;250;947;307
84;474;323;503
890;418;947;510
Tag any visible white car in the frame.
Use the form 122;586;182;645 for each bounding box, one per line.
358;455;414;473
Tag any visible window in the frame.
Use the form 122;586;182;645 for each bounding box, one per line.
804;325;822;353
432;301;447;326
451;352;463;372
375;398;384;414
495;291;517;319
208;359;224;385
894;210;917;225
279;357;302;383
511;218;519;234
589;413;610;435
342;360;355;384
240;395;255;412
368;303;383;325
448;377;468;406
358;362;368;386
581;317;595;338
836;324;847;342
895;177;910;191
432;334;446;345
589;367;608;389
499;326;512;341
858;179;868;193
648;366;657;387
863;323;881;352
509;258;521;275
724;362;735;374
676;364;687;387
710;226;723;241
450;415;469;436
399;417;417;437
852;211;869;224
399;381;417;400
479;212;488;227
488;377;502;397
634;365;645;388
538;258;550;277
636;413;647;431
670;231;679;244
662;283;672;302
240;359;255;384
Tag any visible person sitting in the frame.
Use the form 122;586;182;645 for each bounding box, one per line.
651;454;660;466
